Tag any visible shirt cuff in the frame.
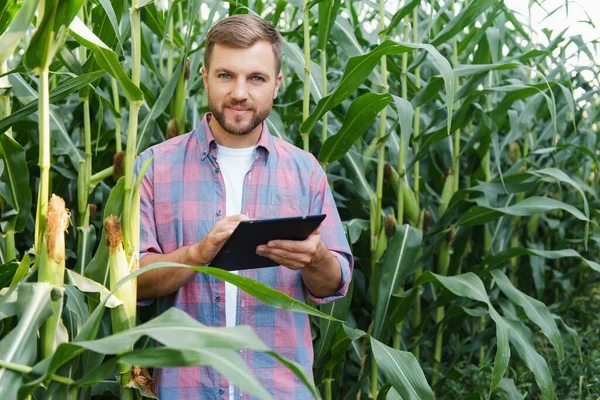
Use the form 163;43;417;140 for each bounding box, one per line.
305;251;352;304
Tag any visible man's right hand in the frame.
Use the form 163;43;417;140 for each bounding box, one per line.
138;214;248;299
187;214;249;265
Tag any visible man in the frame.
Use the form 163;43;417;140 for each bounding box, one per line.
134;14;353;399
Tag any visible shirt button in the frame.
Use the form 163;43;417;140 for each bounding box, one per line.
216;210;222;216
215;296;221;303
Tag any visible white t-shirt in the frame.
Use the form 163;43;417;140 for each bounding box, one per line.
216;144;256;400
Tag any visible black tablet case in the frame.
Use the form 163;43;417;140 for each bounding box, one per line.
209;214;326;271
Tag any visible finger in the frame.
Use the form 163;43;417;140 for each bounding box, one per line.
216;220;243;234
258;251;303;270
257;247;311;265
212;229;234;244
213;214;247;231
229;213;250;222
220;216;249;232
266;238;315;253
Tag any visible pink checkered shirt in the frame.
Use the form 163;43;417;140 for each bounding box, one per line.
135;114;353;399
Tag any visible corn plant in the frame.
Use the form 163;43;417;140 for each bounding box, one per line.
0;0;599;399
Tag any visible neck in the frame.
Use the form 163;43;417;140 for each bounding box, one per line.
209;117;262;149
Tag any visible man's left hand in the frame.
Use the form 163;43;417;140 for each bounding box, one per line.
255;230;331;271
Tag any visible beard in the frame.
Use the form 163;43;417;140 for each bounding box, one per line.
208;97;272;136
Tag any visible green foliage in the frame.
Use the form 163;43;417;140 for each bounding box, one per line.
0;0;598;398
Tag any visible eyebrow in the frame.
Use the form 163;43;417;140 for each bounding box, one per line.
213;68;270;79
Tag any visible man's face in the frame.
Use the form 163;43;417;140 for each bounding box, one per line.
202;41;282;137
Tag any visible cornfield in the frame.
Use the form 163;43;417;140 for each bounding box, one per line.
0;0;598;398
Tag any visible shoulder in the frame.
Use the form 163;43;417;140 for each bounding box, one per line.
134;131;198;177
138;132;196;161
271;137;322;171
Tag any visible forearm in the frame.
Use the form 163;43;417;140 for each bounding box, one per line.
300;250;341;298
137;215;249;300
137;245;201;300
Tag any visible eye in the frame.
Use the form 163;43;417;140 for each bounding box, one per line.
252;76;265;82
218;73;231;79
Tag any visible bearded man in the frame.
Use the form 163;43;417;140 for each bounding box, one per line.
134;14;353;399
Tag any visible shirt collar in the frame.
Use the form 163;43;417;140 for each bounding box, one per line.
196;112;273;160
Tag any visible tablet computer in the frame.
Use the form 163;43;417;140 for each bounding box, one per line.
209;214;327;271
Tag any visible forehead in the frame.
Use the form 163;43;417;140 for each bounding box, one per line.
208;41;277;76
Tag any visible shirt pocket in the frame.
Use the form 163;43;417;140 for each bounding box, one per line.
270;193;310;218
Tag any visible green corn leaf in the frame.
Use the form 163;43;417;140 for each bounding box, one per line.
75;307;319;399
431;0;498;46
0;283;55;398
4;73;85;169
0;70;104;135
314;281;353;366
76;307;269;354
0;134;31;233
370;337;433;400
497;378;525;400
317;0;341;50
23;0;58;71
340;152;375;202
9;256;30;287
300;39;454;137
65;270;122;309
392;94;415;168
483;247;600;274
283;41;323;101
23;0;84;71
416;272;510;394
123;348;272;400
530;167;589;246
372;225;422;339
453;62;521;77
96;0;123;50
266;111;292;143
458;196;588;227
319;93;392;164
379;0;420;37
69;16;143;103
0;0;39;65
137;63;182;153
491;270;564;362
505;318;555;400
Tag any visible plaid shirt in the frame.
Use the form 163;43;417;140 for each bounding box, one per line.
135;114;353;399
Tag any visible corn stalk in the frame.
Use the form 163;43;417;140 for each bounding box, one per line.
411;4;422;361
369;0;389;396
38;195;69;358
301;0;311;151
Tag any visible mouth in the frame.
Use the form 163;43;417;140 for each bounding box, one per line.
227;106;251;115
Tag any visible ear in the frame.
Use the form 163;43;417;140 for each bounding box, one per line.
273;73;283;99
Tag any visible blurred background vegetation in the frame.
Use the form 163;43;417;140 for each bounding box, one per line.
0;0;599;398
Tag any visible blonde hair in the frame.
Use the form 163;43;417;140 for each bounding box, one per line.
204;14;284;73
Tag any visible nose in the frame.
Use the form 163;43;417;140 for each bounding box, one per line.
231;78;249;102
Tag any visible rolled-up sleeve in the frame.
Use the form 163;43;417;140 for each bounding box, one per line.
134;150;162;261
305;162;354;304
